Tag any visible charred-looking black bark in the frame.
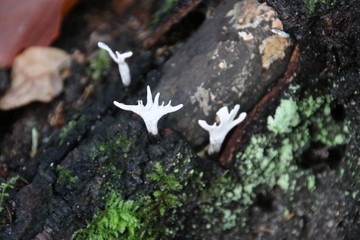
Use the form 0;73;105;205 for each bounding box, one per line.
263;0;360;71
0;0;359;239
0;111;201;239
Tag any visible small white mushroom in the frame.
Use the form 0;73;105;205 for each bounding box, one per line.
113;85;183;135
271;28;290;38
198;105;246;155
97;42;133;87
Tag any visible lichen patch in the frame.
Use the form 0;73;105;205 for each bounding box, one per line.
259;35;291;69
218;59;228;69
271;18;284;29
228;1;274;30
190;84;214;116
238;31;254;41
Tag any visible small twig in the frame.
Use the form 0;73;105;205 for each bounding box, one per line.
5;204;12;224
143;0;202;48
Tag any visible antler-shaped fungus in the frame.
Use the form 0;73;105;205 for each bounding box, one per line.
114;86;183;135
98;42;133;87
198;105;246;155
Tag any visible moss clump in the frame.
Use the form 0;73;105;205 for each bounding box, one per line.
0;176;19;213
59;114;86;145
87;49;111;81
146;162;182;216
73;192;140;240
89;134;132;161
136;162;183;239
56;165;78;184
304;0;336;13
74;163;185;240
151;0;180;27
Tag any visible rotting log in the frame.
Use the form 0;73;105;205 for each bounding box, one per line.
219;44;300;165
154;0;293;148
0;110;198;239
0;0;359;239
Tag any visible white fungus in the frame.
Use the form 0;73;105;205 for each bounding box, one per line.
97;42;133;87
198;105;246;155
271;28;290;38
113;85;183;135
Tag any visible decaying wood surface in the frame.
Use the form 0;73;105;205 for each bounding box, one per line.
0;0;359;239
155;0;293;148
220;44;299;165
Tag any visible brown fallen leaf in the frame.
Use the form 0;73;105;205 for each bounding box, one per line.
0;47;71;110
0;0;79;67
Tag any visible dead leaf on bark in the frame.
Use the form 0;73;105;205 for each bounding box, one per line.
0;0;79;67
0;47;71;110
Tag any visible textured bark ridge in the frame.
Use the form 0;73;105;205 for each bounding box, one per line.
0;111;196;239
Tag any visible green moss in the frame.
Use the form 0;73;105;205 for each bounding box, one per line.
147;163;182;213
59;114;86;145
87;131;133;195
304;0;336;14
0;176;19;213
89;134;132;161
151;0;180;27
74;162;185;240
137;162;183;239
56;165;78;184
87;49;111;81
73;192;140;240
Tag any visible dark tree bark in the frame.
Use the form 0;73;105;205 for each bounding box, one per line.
0;0;359;239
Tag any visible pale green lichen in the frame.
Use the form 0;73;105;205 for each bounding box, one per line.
196;84;349;236
267;98;300;134
307;175;316;192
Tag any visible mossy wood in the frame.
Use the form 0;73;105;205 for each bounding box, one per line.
0;0;359;239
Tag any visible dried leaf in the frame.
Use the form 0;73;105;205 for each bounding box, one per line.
0;0;79;67
0;47;71;110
